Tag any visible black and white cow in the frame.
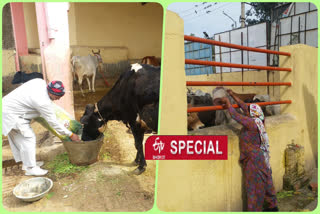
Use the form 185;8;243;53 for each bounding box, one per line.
80;63;160;175
187;90;215;130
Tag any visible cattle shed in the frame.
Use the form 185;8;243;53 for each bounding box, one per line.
2;2;163;115
157;11;318;211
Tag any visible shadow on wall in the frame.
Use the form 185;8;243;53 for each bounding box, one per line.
2;53;43;96
241;167;247;210
101;60;131;79
2;62;43;96
234;132;247;211
3;60;131;96
73;60;131;92
302;84;318;167
2;74;19;96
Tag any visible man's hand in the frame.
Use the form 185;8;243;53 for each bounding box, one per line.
70;134;81;142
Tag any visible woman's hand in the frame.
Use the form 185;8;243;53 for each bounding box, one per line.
226;89;234;96
220;97;231;109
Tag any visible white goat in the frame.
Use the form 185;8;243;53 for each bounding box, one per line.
71;50;102;96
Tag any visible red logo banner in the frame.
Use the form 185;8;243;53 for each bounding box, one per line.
145;135;228;160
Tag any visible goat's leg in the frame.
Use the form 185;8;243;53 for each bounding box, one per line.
129;121;146;175
92;71;96;92
73;72;77;83
78;75;85;97
86;77;91;92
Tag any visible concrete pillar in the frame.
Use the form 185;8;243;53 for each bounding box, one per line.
157;10;192;211
10;2;29;71
35;3;50;81
158;10;187;135
279;44;318;171
35;2;75;117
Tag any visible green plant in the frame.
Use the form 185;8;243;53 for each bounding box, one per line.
277;190;294;199
46;192;54;199
63;182;72;186
96;171;105;182
110;178;119;184
46;153;88;176
101;152;111;160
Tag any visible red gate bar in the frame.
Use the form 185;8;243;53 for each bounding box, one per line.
186;81;291;86
184;35;291;56
187;100;292;113
186;59;292;72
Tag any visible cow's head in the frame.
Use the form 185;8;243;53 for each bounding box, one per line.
92;49;103;63
80;104;105;141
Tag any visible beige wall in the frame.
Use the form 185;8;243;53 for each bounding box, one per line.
68;3;77;47
157;10;188;210
158;114;299;211
158;11;187;135
157;10;318;211
68;2;163;60
186;70;281;100
23;3;39;49
279;44;318;172
70;46;128;64
18;3;164;60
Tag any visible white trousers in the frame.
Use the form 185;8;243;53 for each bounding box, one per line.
7;123;36;168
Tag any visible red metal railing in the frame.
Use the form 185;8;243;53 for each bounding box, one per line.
185;35;292;113
187;81;291;86
186;59;292;72
187;100;292;113
184;35;291;56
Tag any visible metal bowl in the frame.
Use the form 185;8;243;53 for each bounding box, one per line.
13;177;53;202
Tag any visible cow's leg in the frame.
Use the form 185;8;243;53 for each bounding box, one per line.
78;75;85;97
130;150;140;167
86;77;91;92
129;121;146;175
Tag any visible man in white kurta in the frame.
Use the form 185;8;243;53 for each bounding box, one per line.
2;79;80;176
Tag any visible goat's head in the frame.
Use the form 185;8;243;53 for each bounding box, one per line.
92;49;103;63
70;56;77;72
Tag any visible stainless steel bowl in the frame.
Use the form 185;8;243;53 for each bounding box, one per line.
13;177;53;202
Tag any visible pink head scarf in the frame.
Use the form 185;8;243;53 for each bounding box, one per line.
250;104;271;169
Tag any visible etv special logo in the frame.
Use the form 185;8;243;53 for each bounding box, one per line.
145;135;228;160
152;137;165;159
153;137;165;154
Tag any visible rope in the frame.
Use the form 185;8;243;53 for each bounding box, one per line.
94;102;107;133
